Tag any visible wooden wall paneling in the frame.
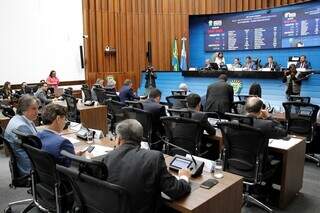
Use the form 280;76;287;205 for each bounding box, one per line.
205;0;213;14
126;12;133;74
255;0;262;9
276;0;282;6
243;0;250;11
224;0;231;13
132;14;140;80
236;0;243;11
250;0;256;10
230;0;237;12
138;14;146;70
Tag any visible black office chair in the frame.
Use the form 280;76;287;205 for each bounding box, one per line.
204;112;221;127
166;95;187;109
60;150;108;180
1;104;15;118
231;101;246;114
225;112;254;126
283;102;320;166
106;100;126;134
81;84;93;102
171;90;187;96
0;129;33;213
238;95;250;101
161;116;204;156
288;95;311;104
125;100;144;109
218;122;277;213
122;107;154;146
167;108;192;118
56;164;133;213
63;94;80;123
64;88;73;96
94;88;120;104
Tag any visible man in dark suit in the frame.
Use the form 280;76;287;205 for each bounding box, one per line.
205;74;234;114
37;104;82;167
264;56;280;71
119;79;139;103
34;82;52;108
142;88;166;150
245;97;287;139
103;119;191;213
296;55;312;69
186;93;216;136
187;93;217;159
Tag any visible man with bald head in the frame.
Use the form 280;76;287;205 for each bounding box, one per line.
103;119;191;213
245;97;286;139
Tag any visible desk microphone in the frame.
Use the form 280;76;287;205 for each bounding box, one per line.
163;139;204;177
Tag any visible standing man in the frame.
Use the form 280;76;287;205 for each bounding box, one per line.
4;95;39;176
283;64;308;98
205;74;234;114
144;66;157;95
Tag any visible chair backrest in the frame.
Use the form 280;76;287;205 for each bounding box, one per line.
288;95;311;104
171;90;187;96
167;108;191;118
122;107;153;143
238;95;250;101
13;128;42;149
64;88;73;96
225;112;253;126
165;95;187;109
63;94;79;122
161;116;203;155
218;122;268;182
81;85;93;102
0;133;30;187
125;101;144;109
61;150;108;180
282;102;319;138
106;100;126;123
231;101;246;114
56;165;133;213
93;88;108;104
1;104;15;118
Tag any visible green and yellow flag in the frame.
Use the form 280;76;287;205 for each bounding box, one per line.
171;38;179;71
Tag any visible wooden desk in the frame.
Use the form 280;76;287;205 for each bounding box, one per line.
269;137;306;209
212;130;305;209
54;100;108;135
64;130;243;213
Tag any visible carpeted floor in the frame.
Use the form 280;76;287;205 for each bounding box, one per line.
0;150;319;213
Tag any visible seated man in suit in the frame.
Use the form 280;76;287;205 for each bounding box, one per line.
296;55;312;69
264;56;280;71
187;93;218;159
245;97;287;139
186;93;216;136
142;88;166;150
37;104;82;167
242;56;257;71
119;79;139;103
4;95;39;176
34;82;52;108
103;119;191;213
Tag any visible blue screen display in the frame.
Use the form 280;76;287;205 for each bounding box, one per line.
204;3;320;51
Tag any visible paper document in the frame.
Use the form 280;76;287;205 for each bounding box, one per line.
62;136;81;144
269;137;302;150
91;145;113;157
186;154;214;173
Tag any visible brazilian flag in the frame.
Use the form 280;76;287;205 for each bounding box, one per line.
171;38;179;71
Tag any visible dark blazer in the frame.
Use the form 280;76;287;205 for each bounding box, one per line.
119;85;139;103
37;129;75;167
264;62;280;71
103;142;191;213
145;71;157;88
34;88;52;106
296;61;312;69
143;99;166;145
190;110;216;136
251;117;287;139
205;80;234;114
